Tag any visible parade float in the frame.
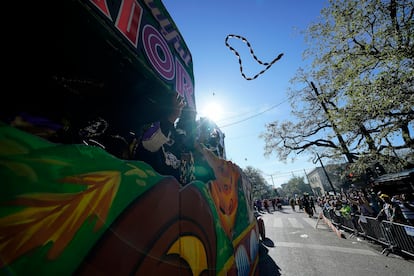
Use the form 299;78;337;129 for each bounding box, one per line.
0;0;260;275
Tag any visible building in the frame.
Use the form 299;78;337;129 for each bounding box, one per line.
307;164;347;196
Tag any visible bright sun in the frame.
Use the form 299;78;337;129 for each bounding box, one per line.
201;102;224;122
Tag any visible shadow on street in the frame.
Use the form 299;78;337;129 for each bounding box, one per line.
258;238;281;276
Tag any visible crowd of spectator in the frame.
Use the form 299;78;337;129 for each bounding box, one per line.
253;188;414;227
315;188;414;227
253;188;414;257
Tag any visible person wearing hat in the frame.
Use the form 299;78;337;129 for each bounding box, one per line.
376;194;407;224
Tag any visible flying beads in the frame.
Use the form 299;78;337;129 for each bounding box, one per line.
225;34;284;80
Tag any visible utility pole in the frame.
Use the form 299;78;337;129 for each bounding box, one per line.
270;175;275;188
316;153;336;195
304;169;316;196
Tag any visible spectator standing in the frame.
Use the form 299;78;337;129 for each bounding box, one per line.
255;199;264;213
263;199;271;213
310;196;316;213
323;198;331;211
271;198;276;211
289;197;296;211
349;192;375;234
376;194;407;224
357;192;375;217
276;197;282;210
368;190;381;216
297;197;303;210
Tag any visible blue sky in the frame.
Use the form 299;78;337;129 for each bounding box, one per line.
162;0;328;187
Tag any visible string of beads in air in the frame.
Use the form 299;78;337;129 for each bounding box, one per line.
225;34;284;80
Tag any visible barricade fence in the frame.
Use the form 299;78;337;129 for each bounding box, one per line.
320;208;414;258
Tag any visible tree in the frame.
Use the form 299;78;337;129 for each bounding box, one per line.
262;0;414;177
242;166;271;199
279;176;313;199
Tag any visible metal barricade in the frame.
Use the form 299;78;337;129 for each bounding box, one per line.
320;208;414;258
322;207;362;235
357;216;389;246
381;221;414;257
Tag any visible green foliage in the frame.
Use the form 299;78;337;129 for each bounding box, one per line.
262;0;414;177
279;176;313;199
242;166;272;199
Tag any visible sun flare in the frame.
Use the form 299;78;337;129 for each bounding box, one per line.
201;102;224;122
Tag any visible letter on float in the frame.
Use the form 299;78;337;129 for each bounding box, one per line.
115;0;143;47
175;58;195;109
89;0;112;20
142;25;175;80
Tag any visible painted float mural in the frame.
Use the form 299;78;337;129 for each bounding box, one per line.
0;0;260;275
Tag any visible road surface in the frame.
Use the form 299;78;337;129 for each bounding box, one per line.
257;205;414;276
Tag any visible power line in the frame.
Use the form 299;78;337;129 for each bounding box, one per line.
263;167;316;179
218;98;289;128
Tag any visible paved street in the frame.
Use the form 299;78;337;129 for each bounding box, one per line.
257;206;414;276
